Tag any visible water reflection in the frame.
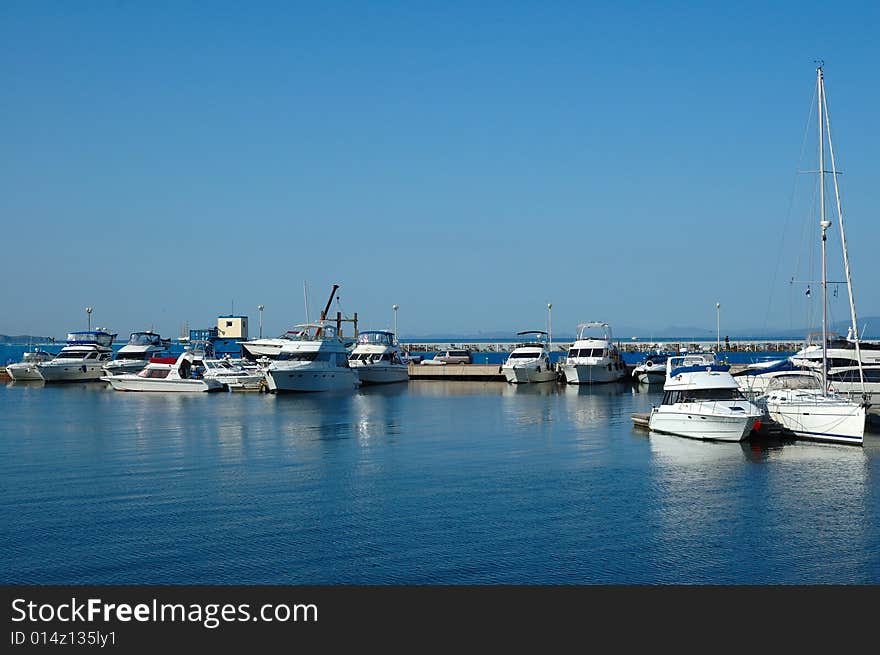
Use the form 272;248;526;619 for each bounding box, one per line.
562;382;631;427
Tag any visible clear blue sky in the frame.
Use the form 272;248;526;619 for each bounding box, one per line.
2;1;878;339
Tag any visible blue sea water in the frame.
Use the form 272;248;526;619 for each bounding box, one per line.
2;378;880;584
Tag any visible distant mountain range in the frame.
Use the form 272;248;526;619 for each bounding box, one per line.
405;317;880;341
0;334;56;345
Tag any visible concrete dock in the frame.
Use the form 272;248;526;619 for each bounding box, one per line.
408;363;506;381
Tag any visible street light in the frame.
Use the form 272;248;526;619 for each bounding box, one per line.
86;307;92;331
258;305;264;339
716;302;721;353
547;303;553;352
392;304;399;343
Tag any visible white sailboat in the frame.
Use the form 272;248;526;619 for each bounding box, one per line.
756;64;867;445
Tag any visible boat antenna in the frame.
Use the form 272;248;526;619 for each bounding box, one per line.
303;281;311;324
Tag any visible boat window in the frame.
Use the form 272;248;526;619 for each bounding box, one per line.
277;352;318;362
829;368;880;383
129;333;161;346
682;388;745;401
509;352;539;359
138;368;171;379
358;332;393;346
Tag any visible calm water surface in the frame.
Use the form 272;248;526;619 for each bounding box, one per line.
2;380;879;584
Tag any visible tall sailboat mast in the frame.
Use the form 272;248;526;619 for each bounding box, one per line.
818;65;829;395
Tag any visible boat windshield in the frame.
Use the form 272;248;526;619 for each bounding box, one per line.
663;388;746;403
66;331;114;347
766;375;821;391
358;332;394;346
509;352;541;359
128;332;162;346
568;348;606;358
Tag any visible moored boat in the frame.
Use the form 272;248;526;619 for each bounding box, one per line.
102;351;223;392
37;330;116;382
648;354;763;442
5;348;54;381
563;322;627;384
265;322;359;393
501;331;556;384
348;330;409;385
102;330;172;376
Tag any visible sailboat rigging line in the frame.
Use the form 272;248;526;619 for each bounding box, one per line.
766;81;818;335
821;74;868;398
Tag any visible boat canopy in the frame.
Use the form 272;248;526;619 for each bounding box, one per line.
358;331;395;346
127;331;165;346
575;322;612;341
66;331;116;347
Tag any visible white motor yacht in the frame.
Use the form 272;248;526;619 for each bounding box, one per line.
240;329;305;360
265;323;360;393
790;330;880;369
5;348;55;381
501;331;556;384
348;330;409;385
202;356;266;390
632;353;671;385
102;351;223;392
563;322;627;384
648;354;763;442
37;330;116;382
825;365;880;410
756;374;865;445
102;330;171;376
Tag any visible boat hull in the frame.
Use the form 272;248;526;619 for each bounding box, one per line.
502;365;557;384
648;407;758;442
103;376;223;392
764;403;865;445
635;369;666;385
563;363;627;384
37;362;107;382
6;363;44;381
351;364;409;385
266;367;359;393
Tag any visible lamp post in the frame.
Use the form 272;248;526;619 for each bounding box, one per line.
716;302;721;353
392;304;399;342
547;303;553;352
258;305;264;339
86;306;92;331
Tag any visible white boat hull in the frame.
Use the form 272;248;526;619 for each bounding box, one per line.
563;362;627;384
6;363;44;381
648;406;758;442
765;402;864;445
350;364;409;385
207;373;265;390
103;376;223;392
266;367;359;393
502;364;557;384
38;361;107;382
636;370;666;385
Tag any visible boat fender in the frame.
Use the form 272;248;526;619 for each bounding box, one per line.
646;360;653;367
